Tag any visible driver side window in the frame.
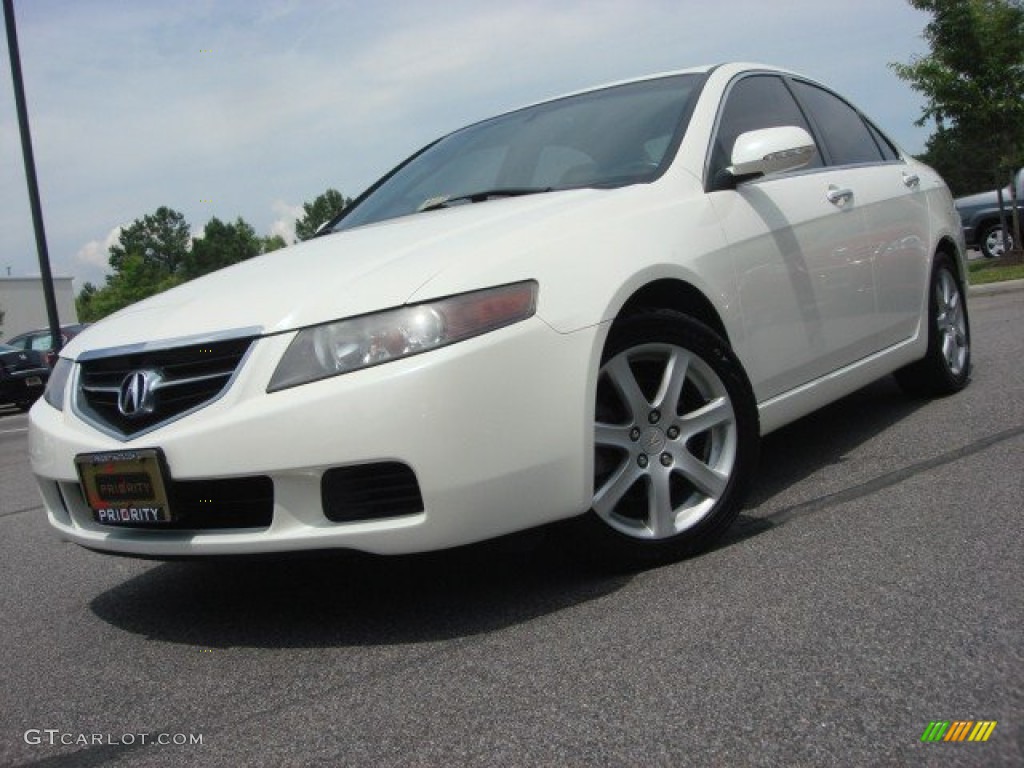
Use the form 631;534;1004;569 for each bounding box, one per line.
709;75;820;185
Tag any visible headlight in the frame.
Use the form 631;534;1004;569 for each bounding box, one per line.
43;357;73;411
268;280;538;391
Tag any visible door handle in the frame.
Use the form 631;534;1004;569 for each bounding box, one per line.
902;172;920;188
826;185;854;207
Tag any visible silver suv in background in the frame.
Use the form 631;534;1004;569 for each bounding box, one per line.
954;169;1024;258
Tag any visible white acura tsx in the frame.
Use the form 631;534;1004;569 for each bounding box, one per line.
29;63;970;565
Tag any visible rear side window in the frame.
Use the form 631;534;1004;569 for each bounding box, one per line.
9;332;54;351
790;81;883;166
866;121;900;161
709;74;820;183
30;334;55;351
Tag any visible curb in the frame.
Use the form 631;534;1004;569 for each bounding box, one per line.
968;278;1024;297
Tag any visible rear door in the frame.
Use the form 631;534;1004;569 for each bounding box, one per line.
706;74;879;401
787;79;928;349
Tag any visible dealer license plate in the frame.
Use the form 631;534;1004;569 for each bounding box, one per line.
25;376;42;387
75;449;174;525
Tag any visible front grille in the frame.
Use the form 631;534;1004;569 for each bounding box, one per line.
76;336;255;438
322;463;424;523
86;475;274;530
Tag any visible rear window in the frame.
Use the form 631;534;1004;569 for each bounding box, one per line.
790;80;883;166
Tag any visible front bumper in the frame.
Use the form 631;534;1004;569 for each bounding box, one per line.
29;318;600;556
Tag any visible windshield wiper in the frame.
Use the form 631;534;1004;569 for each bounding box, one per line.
418;187;552;213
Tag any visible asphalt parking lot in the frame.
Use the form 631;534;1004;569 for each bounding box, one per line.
1;290;1021;767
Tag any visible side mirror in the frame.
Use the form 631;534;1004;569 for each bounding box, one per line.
727;126;816;180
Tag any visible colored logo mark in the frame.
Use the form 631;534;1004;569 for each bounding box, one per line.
921;721;997;743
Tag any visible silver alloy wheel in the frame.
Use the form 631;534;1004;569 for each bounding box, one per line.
593;342;737;540
983;226;1012;258
936;268;968;376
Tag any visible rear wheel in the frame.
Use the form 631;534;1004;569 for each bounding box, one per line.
579;311;759;566
979;222;1012;259
895;253;970;397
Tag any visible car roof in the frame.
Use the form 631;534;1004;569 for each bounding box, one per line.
515;62;795;109
8;323;88;338
461;62;795;136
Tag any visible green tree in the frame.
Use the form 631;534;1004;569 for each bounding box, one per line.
916;126;990;196
75;282;97;322
294;188;351;241
892;0;1024;251
77;206;192;321
261;234;287;253
77;206;293;321
78;254;183;322
108;206;191;276
183;216;262;280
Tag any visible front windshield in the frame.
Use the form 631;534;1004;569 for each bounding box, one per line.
333;73;705;232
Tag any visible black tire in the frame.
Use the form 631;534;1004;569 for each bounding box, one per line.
894;253;971;397
979;222;1012;259
574;310;759;567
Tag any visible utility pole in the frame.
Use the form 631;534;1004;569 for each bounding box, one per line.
4;0;62;352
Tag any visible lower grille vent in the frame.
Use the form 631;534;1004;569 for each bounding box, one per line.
321;463;424;523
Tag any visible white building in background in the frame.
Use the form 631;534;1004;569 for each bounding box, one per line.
0;277;78;341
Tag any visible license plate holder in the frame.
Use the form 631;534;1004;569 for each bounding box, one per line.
75;449;174;525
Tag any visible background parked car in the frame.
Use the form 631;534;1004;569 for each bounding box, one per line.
4;324;89;368
0;343;49;411
954;169;1024;258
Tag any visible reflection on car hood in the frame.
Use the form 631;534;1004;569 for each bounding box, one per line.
63;189;603;357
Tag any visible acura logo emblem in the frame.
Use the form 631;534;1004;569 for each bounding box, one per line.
118;370;161;418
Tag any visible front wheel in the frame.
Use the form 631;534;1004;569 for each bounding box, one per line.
979;222;1012;259
894;253;970;397
578;311;759;566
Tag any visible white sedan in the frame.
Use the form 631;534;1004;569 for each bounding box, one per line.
30;62;970;566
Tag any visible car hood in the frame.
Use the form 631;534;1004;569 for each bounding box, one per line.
64;189;609;358
954;187;1009;208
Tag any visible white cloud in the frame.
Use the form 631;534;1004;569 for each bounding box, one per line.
270;200;303;244
74;225;123;274
2;0;934;288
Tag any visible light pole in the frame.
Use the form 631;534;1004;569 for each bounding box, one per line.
4;0;62;353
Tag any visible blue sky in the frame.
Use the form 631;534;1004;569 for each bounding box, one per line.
2;0;935;291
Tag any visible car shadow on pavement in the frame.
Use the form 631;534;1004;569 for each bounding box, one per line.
711;376;927;549
751;377;925;504
89;377;925;650
89;526;632;649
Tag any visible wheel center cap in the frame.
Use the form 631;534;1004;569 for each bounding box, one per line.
641;427;666;454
